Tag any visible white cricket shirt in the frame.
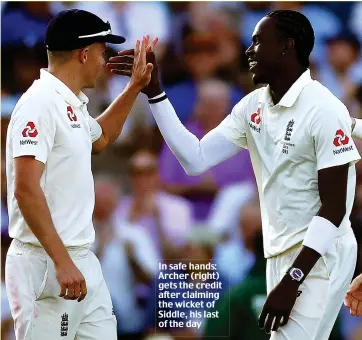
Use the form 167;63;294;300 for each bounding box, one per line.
6;69;102;247
218;70;361;258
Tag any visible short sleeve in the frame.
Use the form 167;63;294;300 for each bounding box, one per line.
11;100;55;164
217;102;248;149
88;116;102;143
311;106;361;170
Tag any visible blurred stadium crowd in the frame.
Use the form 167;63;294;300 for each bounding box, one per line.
2;1;362;339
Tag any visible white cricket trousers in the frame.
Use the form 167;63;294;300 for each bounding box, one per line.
267;228;357;340
5;239;117;340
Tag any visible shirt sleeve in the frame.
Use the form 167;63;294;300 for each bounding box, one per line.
217;101;248;149
88;116;102;143
11;100;55;164
311;106;361;170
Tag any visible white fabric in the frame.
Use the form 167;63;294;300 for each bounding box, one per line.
302;216;338;256
93;219;158;333
149;99;241;175
149;91;166;101
6;69;101;247
5;240;117;340
267;230;357;340
216;70;360;257
1;282;15;340
150;70;360;258
352;118;362;140
88;117;103;143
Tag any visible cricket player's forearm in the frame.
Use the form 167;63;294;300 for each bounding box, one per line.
284;246;321;284
288;201;346;284
96;82;141;145
150;98;241;175
15;186;72;266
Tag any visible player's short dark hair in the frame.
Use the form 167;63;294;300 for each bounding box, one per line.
266;10;315;68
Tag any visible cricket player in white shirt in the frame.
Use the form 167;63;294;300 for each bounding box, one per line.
345;118;362;318
5;9;157;340
110;10;362;340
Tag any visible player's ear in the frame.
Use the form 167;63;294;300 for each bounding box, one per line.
79;47;89;64
282;38;295;56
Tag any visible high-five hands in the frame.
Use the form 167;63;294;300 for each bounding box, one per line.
345;273;362;317
107;35;163;98
117;35;155;92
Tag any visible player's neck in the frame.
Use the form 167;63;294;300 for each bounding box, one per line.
47;65;83;97
269;66;306;105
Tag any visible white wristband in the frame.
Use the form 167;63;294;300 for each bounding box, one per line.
302;216;338;256
149;92;166;101
352;118;362;140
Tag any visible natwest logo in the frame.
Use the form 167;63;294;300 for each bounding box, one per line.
251;108;261;125
333;129;349;147
67;106;77;122
22;122;38;138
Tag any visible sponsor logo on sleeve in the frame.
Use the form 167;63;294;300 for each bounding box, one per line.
333;129;353;155
20;122;38;145
22;122;38;138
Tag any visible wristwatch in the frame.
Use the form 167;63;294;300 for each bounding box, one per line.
286;267;305;283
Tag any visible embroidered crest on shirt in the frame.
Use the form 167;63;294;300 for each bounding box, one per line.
282;120;295;154
284;120;295;141
60;313;69;337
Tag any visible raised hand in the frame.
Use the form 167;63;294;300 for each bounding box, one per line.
126;35;154;91
107;36;163;98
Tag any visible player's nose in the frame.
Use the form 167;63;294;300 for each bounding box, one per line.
245;45;254;57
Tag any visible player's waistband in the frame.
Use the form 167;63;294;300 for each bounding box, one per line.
10;239;91;258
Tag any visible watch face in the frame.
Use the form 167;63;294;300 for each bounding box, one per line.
291;268;303;281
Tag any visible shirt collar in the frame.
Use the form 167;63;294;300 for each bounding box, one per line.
259;69;312;108
39;69;89;108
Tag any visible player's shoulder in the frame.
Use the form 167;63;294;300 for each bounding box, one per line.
11;81;58;118
232;87;265;115
302;80;349;117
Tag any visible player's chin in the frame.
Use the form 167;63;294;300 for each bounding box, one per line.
251;73;265;85
86;77;99;89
